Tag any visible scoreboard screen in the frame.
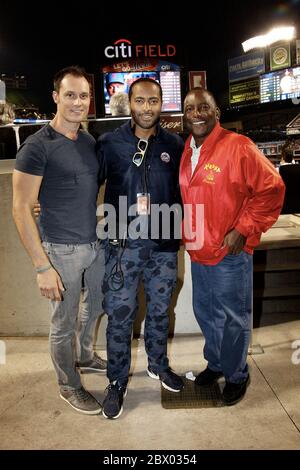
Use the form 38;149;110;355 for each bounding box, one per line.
260;67;300;103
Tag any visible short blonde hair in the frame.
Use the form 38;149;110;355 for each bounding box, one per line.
109;92;130;116
0;102;15;125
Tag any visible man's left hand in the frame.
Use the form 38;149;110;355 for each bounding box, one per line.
33;201;41;218
222;228;246;255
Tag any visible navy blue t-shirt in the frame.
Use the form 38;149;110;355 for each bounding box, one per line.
15;124;99;244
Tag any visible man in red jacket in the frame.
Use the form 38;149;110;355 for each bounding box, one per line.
180;88;285;405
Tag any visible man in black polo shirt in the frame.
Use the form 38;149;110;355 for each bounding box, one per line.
12;66;106;415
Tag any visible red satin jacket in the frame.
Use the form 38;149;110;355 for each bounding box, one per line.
179;122;285;265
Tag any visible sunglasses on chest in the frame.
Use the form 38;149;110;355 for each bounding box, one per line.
132;139;148;167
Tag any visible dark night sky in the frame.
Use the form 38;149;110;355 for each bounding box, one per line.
1;0;300;115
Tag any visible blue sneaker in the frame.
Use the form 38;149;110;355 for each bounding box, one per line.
102;382;127;419
147;367;184;392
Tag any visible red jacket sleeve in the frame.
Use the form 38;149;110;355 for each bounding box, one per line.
235;142;286;238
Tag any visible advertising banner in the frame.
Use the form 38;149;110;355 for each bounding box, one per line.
188;71;207;90
102;59;180;73
229;78;260;106
228;51;265;82
160;115;183;133
270;43;291;71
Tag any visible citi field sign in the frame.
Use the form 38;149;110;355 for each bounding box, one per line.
104;39;176;59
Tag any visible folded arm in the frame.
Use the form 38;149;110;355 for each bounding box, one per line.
235;143;285;238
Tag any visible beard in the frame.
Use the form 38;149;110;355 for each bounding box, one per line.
131;111;161;130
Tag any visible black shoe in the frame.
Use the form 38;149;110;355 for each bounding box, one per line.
195;367;223;386
147;367;184;392
102;382;127;419
222;374;250;406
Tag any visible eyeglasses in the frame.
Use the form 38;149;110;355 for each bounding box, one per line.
132;139;148;167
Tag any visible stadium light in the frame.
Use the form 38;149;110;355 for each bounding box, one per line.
242;26;295;53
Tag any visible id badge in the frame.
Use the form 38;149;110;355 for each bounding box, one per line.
137;193;150;215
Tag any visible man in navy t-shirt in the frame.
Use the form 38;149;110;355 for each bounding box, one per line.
13;66;106;415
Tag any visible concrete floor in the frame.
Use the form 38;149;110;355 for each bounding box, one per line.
1;322;300;450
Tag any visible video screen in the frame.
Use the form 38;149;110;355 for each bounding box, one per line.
260;66;300;103
103;70;182;114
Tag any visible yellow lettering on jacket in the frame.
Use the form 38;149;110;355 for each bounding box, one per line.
204;163;221;173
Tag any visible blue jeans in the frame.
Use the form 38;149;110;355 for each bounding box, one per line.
102;239;177;386
191;252;252;383
42;240;105;390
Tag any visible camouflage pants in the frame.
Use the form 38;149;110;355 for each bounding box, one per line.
102;239;177;386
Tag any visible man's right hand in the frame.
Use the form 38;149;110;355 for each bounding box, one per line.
37;268;65;301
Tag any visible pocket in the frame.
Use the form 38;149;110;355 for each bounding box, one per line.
42;242;76;256
224;251;247;261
